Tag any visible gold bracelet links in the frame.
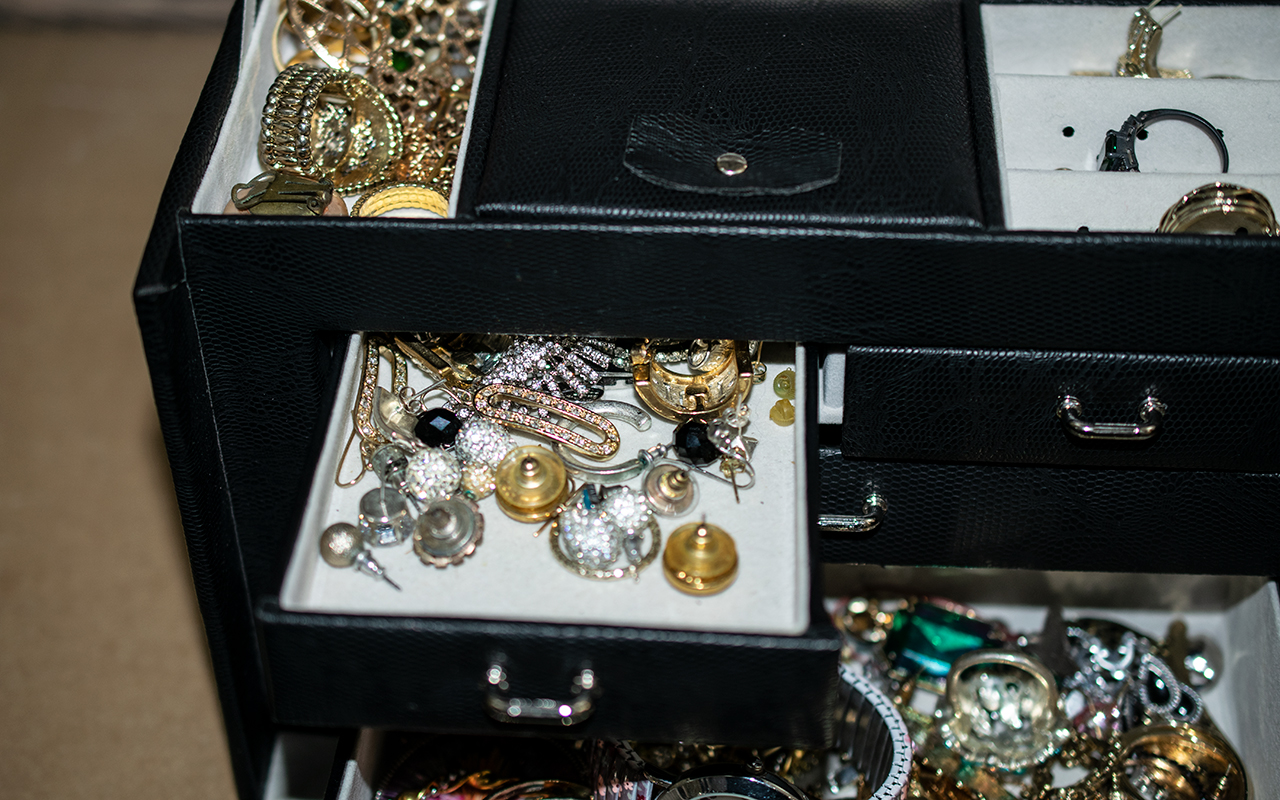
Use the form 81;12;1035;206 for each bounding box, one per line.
260;62;404;193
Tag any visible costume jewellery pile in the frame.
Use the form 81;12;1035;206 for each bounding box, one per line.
229;0;486;217
320;334;796;596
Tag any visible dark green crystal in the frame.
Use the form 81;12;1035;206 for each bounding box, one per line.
390;16;410;38
883;601;1000;685
392;50;413;72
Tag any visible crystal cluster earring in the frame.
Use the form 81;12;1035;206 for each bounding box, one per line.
453;418;516;499
404;446;462;503
549;485;661;580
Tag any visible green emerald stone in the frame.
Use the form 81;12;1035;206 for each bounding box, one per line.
392;50;413;72
884;602;998;682
390;17;410;39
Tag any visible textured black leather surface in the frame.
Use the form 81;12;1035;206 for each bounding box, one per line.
179;216;1280;355
133;4;279;800
842;347;1280;471
818;447;1280;575
465;0;985;226
257;601;840;747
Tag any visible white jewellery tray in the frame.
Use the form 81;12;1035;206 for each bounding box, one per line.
982;4;1280;232
303;570;1280;800
822;567;1280;800
278;336;810;635
190;0;497;217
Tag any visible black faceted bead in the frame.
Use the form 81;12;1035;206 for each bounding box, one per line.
672;420;721;466
415;407;462;448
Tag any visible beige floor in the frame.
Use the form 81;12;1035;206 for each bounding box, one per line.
0;27;238;799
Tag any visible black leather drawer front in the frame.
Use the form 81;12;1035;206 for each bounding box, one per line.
256;600;840;747
817;448;1280;576
842;347;1280;472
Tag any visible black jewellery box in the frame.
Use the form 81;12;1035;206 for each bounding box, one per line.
134;0;1280;797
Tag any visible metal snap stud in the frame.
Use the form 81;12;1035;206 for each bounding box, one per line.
716;152;747;176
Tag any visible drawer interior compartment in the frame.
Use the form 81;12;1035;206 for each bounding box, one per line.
979;3;1280;233
824;566;1278;799
256;337;840;743
981;4;1280;80
191;0;497;217
841;346;1280;472
306;570;1279;800
817;450;1280;575
280;337;810;634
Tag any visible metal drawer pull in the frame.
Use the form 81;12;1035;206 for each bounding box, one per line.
484;664;598;726
1057;395;1166;441
817;493;886;534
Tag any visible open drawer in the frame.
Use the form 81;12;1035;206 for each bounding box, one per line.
254;569;1280;800
253;339;840;745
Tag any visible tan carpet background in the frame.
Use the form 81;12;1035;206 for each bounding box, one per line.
0;26;238;799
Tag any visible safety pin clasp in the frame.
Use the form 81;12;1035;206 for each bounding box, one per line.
473;384;621;459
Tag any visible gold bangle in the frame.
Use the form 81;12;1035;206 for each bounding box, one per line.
1157;182;1277;236
351;182;450;217
631;339;754;421
259;63;403;193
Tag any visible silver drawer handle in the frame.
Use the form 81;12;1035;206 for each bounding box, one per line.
817;493;887;533
1057;395;1166;441
484;664;598;726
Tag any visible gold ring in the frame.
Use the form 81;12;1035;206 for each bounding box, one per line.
259;63;403;193
1113;725;1246;800
351;183;450;217
938;650;1070;771
631;339;754;421
1157;182;1277;235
